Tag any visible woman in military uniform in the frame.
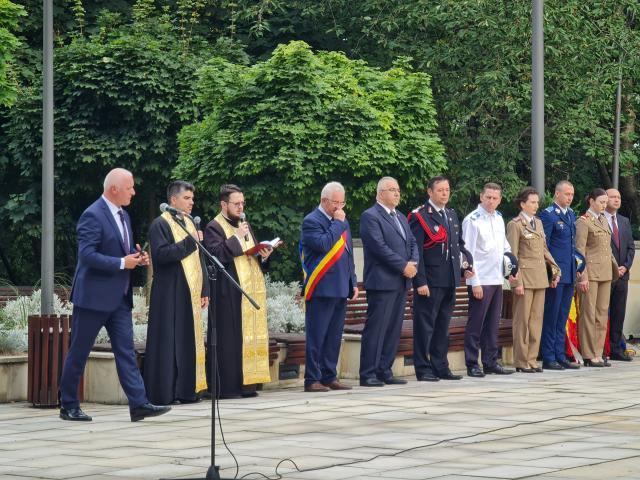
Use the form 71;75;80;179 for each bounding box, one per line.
576;188;619;367
507;187;561;373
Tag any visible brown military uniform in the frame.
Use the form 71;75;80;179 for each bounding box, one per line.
576;211;618;360
507;214;560;369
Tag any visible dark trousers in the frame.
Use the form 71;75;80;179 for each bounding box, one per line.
610;280;629;355
464;285;502;368
413;286;455;377
304;297;346;386
359;289;407;381
60;300;147;409
540;282;574;362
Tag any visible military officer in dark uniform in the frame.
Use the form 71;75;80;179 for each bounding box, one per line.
539;180;580;370
409;176;474;381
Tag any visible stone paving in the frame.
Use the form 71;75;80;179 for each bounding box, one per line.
2;361;640;479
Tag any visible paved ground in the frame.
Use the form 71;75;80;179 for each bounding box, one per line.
2;361;640;480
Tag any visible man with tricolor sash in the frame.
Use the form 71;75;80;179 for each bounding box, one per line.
300;182;358;392
145;181;210;405
203;184;273;399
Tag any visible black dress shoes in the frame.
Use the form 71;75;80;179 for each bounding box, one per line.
542;361;564;370
130;403;171;422
60;407;92;421
516;367;535;373
438;370;463;380
610;352;633;362
359;377;384;387
583;359;604;367
483;364;514;375
417;372;440;382
382;376;408;385
533;366;543;372
467;366;485;378
558;360;580;369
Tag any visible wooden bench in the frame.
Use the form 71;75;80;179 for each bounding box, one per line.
0;286;70;307
270;282;514;379
344;281;513;357
270;332;306;365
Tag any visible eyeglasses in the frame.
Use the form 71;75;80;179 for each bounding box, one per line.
381;188;401;194
226;201;245;207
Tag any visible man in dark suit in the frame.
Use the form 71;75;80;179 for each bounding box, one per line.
605;188;635;361
59;168;171;422
300;182;358;392
359;177;418;387
409;176;471;381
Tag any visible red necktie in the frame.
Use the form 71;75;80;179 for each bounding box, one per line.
612;215;620;249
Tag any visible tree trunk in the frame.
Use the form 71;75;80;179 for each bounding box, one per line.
0;240;17;284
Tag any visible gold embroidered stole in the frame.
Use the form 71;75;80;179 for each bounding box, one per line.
161;212;207;392
214;213;271;384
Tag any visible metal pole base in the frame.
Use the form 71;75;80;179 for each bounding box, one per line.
163;464;233;480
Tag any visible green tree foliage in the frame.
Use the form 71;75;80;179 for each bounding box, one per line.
0;11;216;283
284;1;640;218
0;0;25;106
176;41;445;280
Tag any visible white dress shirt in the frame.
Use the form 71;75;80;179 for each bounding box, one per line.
101;195;127;269
318;204;333;221
462;204;511;287
376;201;395;215
428;199;447;218
603;210;617;232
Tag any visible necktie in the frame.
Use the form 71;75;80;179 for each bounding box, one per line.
530;218;535;230
117;210;130;295
117;210;130;253
390;211;406;240
612;215;620;249
439;209;449;228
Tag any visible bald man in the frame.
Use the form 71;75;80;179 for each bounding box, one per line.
59;168;171;422
605;188;635;361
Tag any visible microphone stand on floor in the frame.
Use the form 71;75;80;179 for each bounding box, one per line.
161;211;259;480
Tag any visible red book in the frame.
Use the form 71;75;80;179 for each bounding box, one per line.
244;237;282;256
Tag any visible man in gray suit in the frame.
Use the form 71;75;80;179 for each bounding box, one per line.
605;188;635;361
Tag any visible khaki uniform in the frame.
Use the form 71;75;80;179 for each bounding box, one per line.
507;215;560;369
575;211;618;360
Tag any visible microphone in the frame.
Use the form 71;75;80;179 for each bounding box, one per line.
193;216;201;230
239;212;249;242
159;203;183;216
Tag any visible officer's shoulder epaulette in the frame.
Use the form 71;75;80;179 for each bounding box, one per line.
545;205;555;213
469;209;480;221
411;206;422;214
496;210;503;217
579;214;589;220
568;207;574;213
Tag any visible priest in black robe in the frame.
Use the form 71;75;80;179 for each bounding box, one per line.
144;181;209;405
203;184;273;399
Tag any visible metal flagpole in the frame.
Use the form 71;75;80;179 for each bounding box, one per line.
531;0;545;195
41;0;54;314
